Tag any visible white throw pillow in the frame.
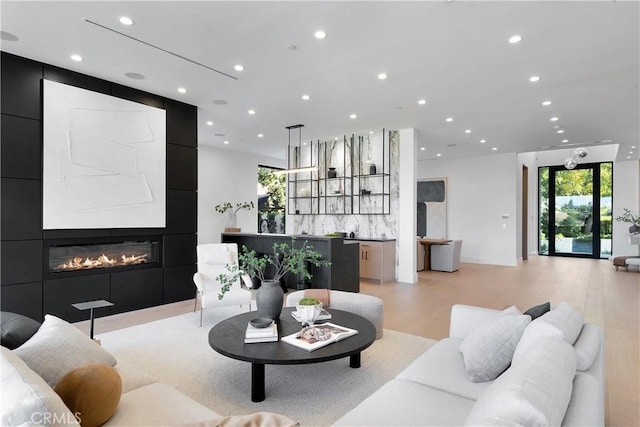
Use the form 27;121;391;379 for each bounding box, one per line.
512;302;585;364
460;314;531;383
540;302;584;345
14;315;116;387
465;337;577;427
573;323;601;371
1;346;80;426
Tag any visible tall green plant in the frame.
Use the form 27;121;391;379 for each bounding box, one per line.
216;239;330;300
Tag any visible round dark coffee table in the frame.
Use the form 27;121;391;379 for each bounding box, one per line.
209;307;376;402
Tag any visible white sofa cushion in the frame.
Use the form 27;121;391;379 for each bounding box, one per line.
464;337;576;427
459;314;530;382
513;302;584;364
573;323;601;372
103;383;219;426
562;373;605;427
1;346;80;426
396;338;492;400
333;378;476;426
114;360;158;393
14;314;117;387
541;302;584;345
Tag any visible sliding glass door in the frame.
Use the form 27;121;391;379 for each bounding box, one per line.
539;162;612;258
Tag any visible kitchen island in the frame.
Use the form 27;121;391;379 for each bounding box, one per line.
221;233;360;292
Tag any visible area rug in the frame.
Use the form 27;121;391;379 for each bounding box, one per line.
98;306;436;427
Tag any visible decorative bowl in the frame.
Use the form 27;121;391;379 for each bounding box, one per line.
249;317;274;329
295;302;323;326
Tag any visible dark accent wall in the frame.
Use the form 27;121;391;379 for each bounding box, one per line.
1;52;198;322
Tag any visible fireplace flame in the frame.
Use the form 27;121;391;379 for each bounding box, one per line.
55;253;149;272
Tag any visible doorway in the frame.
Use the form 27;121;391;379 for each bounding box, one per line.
538;162;612;258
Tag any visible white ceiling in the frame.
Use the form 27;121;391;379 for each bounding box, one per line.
2;1;639;163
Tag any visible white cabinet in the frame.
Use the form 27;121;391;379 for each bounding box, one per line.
356;240;396;284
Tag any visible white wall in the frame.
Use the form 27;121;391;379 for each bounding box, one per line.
612;160;640;256
418;153;519;266
197;146;285;244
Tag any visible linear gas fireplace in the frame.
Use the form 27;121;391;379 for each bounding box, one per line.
45;237;162;278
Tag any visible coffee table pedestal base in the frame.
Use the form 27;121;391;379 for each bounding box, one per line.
251;363;265;402
250;353;362;402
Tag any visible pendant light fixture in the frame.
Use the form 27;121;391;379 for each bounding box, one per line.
564;147;588;170
274;124;318;175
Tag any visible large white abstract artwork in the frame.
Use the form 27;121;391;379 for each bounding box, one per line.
43;80;166;229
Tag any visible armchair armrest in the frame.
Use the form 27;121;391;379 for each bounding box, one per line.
449;304;503;339
193;272;205;292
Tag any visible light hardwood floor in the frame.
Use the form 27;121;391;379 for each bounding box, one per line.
80;255;639;426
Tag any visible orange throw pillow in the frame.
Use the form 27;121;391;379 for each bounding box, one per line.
54;363;122;427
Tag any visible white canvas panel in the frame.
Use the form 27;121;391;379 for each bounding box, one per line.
43;79;166;229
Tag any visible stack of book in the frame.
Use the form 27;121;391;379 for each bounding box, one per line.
244;321;278;343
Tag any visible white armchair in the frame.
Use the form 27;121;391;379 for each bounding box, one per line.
193;243;252;326
430;239;463;272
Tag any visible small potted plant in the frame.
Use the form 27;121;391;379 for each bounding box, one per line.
217;239;330;320
296;297;323;326
615;208;640;234
215;201;254;232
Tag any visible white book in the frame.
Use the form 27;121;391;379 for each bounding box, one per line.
281;322;358;352
245;322;277;340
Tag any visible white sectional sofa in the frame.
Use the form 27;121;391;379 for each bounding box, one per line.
335;303;604;426
1;314;297;427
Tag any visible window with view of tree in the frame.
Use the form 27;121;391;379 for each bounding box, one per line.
257;165;286;233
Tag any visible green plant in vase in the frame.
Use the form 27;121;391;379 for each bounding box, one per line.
215;201;254;230
217;239;330;320
615;208;640;234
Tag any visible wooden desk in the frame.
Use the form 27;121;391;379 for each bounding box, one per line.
418;238;452;271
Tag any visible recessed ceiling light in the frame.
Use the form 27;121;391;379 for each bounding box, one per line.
465;129;471;134
124;72;145;80
70;54;83;62
420;147;426;151
492;147;498;151
301;94;310;100
542;100;552;106
223;140;229;145
557;129;565;134
446;117;453;122
369;131;374;134
206;121;213;126
628;156;632;159
633;146;637;149
377;72;388;80
550;117;559;122
177;87;187;94
529;76;541;83
631;151;634;154
418;99;426;105
258;133;264;138
234;64;244;72
350;114;357;119
436;153;442;157
334;137;339;141
314;30;327;39
562;139;569;143
303;142;307;146
119;16;134;26
480;139;486;143
248;109;256;115
508;35;523;44
0;31;19;42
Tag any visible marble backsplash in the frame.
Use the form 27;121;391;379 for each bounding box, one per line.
288;131;399;240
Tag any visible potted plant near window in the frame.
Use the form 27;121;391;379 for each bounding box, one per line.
615;208;640;234
217;240;330;320
215;201;254;232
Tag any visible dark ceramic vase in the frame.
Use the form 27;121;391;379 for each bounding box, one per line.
256;280;284;320
369;163;377;175
328;167;337;178
629;224;640;234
